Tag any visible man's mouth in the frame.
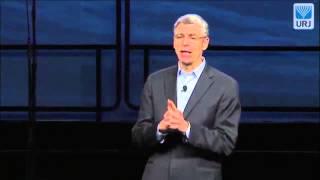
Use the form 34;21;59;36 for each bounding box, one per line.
180;50;192;55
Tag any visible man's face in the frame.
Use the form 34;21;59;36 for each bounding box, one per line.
173;23;209;67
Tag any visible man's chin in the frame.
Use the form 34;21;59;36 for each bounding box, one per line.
179;60;192;67
178;57;192;65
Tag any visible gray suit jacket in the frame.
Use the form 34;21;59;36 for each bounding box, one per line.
132;64;241;180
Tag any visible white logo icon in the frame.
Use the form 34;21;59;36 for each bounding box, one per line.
293;3;314;30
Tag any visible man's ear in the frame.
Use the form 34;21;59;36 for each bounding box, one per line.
202;37;210;50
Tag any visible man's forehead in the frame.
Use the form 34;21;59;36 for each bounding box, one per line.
174;31;202;36
174;23;203;34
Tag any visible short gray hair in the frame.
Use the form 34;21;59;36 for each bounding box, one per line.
173;14;209;36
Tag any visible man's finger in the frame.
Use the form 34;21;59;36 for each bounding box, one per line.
167;99;177;111
163;111;169;119
167;100;173;111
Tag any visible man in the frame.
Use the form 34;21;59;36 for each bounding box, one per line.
132;14;241;180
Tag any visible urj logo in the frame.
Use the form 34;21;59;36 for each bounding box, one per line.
293;3;314;30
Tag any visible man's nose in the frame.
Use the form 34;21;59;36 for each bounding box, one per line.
182;37;190;46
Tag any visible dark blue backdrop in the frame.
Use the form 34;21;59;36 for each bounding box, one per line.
0;0;319;123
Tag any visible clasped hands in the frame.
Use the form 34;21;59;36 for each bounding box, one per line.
158;99;189;134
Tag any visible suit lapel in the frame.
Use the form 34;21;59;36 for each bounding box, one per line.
183;65;215;118
164;66;178;105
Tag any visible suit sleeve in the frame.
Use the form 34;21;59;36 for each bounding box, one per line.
188;80;241;156
131;76;159;149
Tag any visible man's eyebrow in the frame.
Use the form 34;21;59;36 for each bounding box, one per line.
175;33;197;35
174;33;200;37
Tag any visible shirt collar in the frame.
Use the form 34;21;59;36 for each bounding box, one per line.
178;57;206;78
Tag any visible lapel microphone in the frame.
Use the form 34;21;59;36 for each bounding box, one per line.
182;85;187;92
